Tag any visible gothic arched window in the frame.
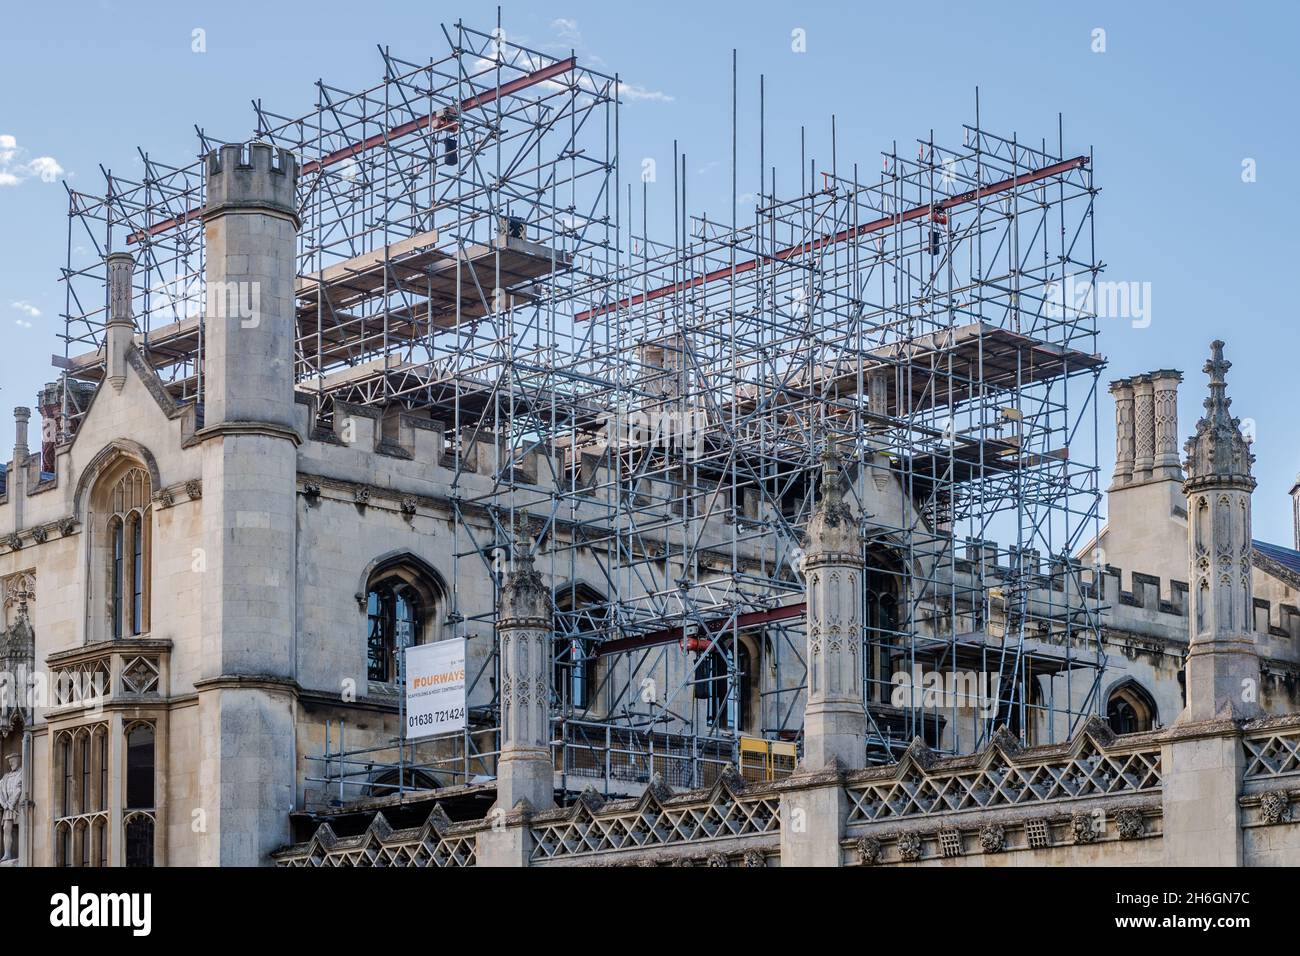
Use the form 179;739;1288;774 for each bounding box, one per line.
92;462;152;641
52;724;109;867
696;640;750;733
363;559;445;684
1106;681;1158;735
124;722;156;868
865;548;904;704
553;584;605;714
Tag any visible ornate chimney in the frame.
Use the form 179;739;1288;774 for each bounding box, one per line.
1109;378;1136;487
105;252;135;392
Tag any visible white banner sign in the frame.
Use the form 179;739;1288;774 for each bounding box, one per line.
404;638;466;739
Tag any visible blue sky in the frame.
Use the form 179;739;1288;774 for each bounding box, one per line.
1;0;1297;542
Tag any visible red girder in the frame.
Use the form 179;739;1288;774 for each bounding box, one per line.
126;57;578;245
574;155;1089;321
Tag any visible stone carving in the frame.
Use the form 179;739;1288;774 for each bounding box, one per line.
576;785;605;814
896;830;923;862
157;487;174;508
1114;808;1145;840
978;823;1005;854
353;486;372;506
303;480;321;498
121;656;161;696
1070;810;1098;845
0;754;21;861
988;725;1023;757
400;497;418;519
1259;790;1291;826
741;850;765;868
57;517;75;537
855;836;882;865
185;479;202;500
646;771;676;805
705;852;728;867
3;534;20;552
30;526;47;545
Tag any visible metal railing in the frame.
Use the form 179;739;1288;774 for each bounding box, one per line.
305;717;783;804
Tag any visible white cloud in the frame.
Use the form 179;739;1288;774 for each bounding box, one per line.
618;81;674;104
551;18;582;45
0;135;64;186
11;301;40;318
26;156;63;182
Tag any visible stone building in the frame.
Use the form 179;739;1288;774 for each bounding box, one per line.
4;34;1300;868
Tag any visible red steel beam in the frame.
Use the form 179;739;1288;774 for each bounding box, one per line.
127;57;578;245
575;155;1089;321
595;601;806;657
299;56;577;175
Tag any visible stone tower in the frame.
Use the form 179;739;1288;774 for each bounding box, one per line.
196;142;301;865
1181;341;1258;721
493;516;554;812
801;445;866;770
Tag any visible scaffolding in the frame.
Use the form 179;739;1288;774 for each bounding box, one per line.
58;18;1107;781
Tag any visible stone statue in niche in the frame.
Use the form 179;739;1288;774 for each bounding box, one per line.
0;753;22;861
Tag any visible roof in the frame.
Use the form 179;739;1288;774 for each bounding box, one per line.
1253;539;1300;581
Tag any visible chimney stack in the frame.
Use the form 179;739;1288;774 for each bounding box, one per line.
1109;378;1136;487
1291;474;1300;551
1150;369;1184;481
1131;375;1155;482
10;407;30;527
1109;370;1182;487
105;252;135;391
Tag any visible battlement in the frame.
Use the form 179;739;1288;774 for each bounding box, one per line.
203;142;299;224
950;535;1300;646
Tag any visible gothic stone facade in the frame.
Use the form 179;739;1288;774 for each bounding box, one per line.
2;144;1300;867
